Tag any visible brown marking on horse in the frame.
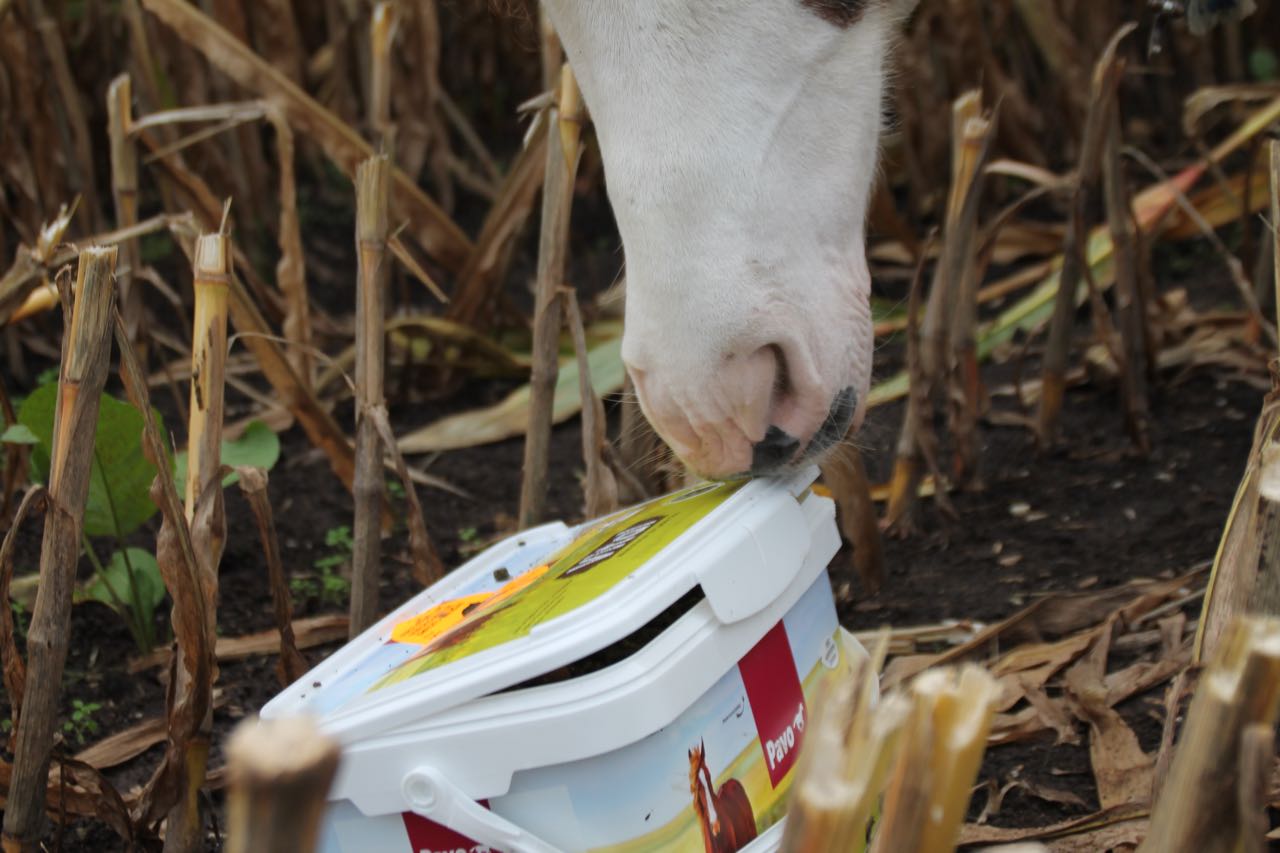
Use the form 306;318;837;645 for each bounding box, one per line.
800;0;871;27
688;740;758;853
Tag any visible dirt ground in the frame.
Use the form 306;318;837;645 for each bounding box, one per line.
0;249;1267;849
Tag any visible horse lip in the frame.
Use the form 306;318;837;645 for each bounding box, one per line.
745;386;859;477
750;425;802;475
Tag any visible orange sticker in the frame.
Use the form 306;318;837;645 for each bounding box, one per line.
389;565;552;646
390;592;492;645
484;563;550;606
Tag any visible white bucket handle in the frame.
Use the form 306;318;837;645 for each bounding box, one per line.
402;765;564;853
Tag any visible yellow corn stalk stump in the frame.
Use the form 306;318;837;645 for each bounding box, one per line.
1141;617;1280;853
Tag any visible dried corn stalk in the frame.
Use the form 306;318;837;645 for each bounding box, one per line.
1037;25;1132;444
2;248;117;849
1141;617;1280;853
225;717;339;853
518;58;583;530
351;155;392;637
164;232;230;853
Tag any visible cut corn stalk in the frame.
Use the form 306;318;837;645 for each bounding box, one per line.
886;90;984;530
1103;92;1150;452
870;665;999;853
1140;617;1280;853
351;156;392;637
2;248;117;850
780;647;908;853
946;107;999;486
562;287;618;517
518;57;582;530
165;233;230;853
264;107;313;389
1037;25;1131;445
1196;139;1280;662
107;75;144;350
225;716;339;853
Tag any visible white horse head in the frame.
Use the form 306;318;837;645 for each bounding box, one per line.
543;0;916;477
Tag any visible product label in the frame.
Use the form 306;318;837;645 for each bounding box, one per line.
368;479;747;693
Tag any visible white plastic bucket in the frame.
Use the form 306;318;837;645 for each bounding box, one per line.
262;467;867;852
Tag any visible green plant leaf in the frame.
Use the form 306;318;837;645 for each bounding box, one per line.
1249;48;1278;82
0;424;38;445
19;386;169;538
79;547;165;621
173;420;280;489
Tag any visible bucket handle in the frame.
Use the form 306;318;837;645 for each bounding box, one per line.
402;766;564;853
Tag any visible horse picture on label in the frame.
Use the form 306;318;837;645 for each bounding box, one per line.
687;739;757;853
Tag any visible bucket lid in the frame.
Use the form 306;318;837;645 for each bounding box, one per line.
263;466;824;745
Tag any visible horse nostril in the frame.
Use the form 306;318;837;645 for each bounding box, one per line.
762;343;791;401
751;425;801;474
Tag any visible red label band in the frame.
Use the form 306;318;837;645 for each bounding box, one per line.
738;621;806;788
401;806;491;853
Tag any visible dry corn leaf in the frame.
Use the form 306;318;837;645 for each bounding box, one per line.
1020;680;1081;747
992;631;1100;682
1102;654;1189;709
1077;704;1153;811
128;614;348;673
74;691;228;771
1063;625;1155;811
1040;820;1147;852
990;705;1055;746
958;804;1148;846
1018;778;1089;811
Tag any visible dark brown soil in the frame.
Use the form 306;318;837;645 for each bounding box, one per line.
0;259;1265;849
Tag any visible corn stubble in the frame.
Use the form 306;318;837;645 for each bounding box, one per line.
350;155;393;638
885;89;991;534
781;646;998;853
1141;617;1280;853
1036;25;1131;446
161;232;230;853
224;716;340;853
3;247;117;851
518;49;584;531
1197;140;1280;661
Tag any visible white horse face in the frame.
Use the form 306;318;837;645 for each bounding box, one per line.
544;0;908;478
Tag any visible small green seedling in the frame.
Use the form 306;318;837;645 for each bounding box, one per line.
9;599;27;643
63;699;102;746
293;525;355;608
